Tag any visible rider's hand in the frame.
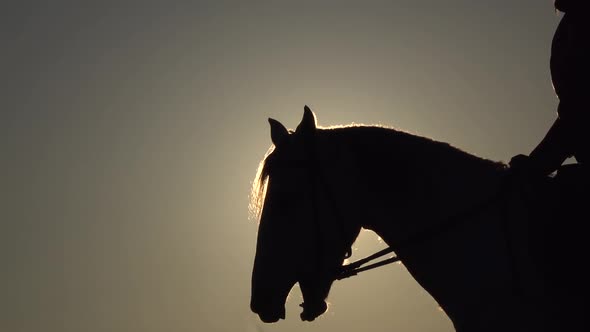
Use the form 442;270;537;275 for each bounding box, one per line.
502;154;534;192
509;154;532;171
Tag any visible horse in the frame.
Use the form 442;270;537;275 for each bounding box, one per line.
249;106;581;331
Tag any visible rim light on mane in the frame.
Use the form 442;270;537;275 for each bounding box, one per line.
249;145;274;221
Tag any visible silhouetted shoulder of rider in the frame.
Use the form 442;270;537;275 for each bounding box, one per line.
510;1;590;176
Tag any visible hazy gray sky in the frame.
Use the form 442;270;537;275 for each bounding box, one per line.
6;1;561;331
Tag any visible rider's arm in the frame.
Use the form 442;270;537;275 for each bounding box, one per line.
528;116;572;176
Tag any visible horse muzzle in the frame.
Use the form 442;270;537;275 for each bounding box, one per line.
251;301;286;323
299;300;328;321
256;309;286;323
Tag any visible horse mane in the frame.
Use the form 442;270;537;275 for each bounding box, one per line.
249;124;506;221
327;125;506;169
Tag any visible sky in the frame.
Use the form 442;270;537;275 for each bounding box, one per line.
5;1;563;331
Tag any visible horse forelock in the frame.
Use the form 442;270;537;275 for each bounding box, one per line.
249;145;275;222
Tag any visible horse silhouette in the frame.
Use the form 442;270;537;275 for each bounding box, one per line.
249;106;587;331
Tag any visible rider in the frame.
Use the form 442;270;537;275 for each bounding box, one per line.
509;3;589;320
510;0;589;175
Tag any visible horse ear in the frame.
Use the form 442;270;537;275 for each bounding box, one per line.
269;118;289;147
296;105;317;134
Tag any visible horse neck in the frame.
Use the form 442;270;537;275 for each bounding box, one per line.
316;127;504;247
316;129;531;330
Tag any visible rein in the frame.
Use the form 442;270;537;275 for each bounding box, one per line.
337;247;398;280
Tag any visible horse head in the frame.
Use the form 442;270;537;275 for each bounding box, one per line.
250;106;354;322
